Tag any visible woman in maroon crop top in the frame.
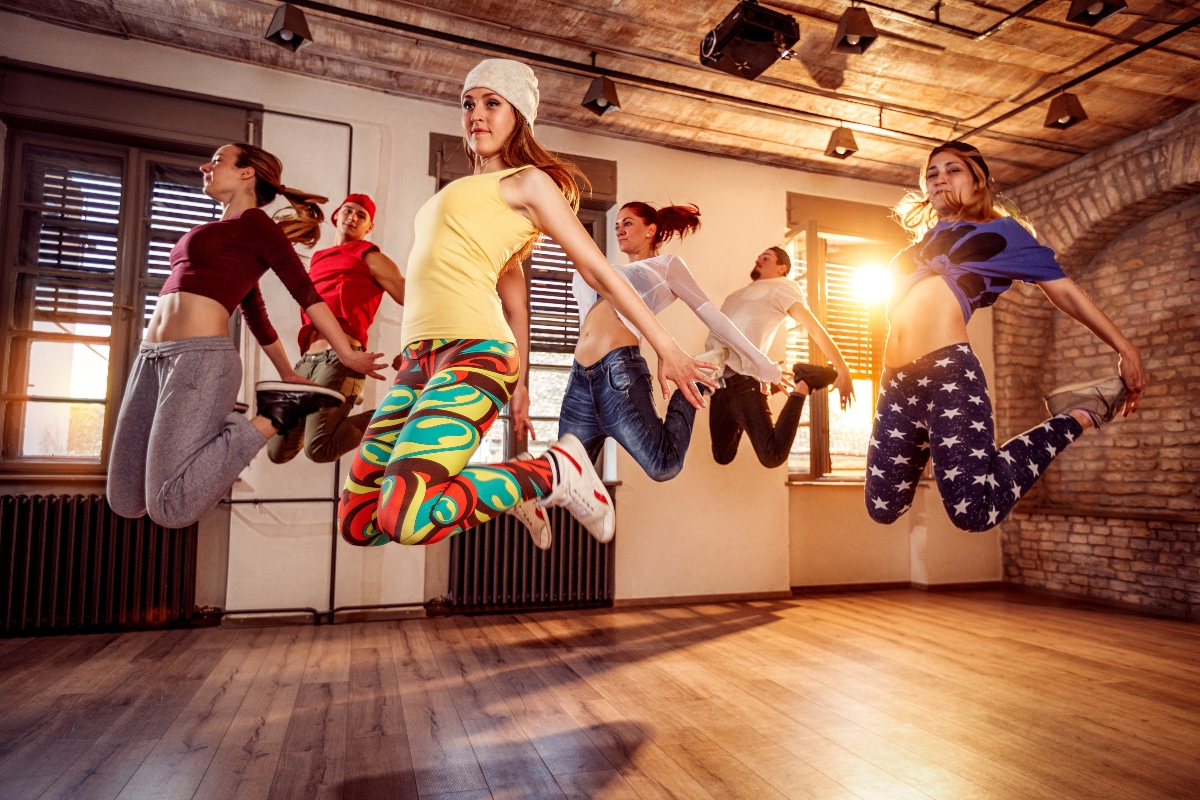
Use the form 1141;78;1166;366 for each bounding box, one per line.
107;143;387;529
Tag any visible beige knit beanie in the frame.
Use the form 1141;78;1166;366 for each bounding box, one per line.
461;59;539;125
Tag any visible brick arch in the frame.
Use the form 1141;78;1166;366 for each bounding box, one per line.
990;103;1200;503
1005;103;1200;272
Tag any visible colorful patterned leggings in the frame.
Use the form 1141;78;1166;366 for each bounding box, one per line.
339;339;554;547
865;343;1084;532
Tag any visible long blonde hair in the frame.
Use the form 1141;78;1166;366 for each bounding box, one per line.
893;145;1025;242
232;143;328;248
463;109;588;265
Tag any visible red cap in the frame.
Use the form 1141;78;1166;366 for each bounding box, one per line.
336;193;376;221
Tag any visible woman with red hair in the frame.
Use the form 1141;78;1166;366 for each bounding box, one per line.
508;201;780;549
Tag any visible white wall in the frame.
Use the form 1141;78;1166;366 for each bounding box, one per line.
4;11;969;608
789;307;1004;589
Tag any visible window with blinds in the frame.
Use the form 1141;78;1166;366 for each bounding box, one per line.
141;162;222;331
784;229;890;477
1;133;220;469
528;236;580;354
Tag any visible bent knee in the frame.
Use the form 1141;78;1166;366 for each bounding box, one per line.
106;492;146;520
304;443;341;464
757;453;789;469
646;463;683;482
866;502;904;525
948;515;997;533
146;501;201;530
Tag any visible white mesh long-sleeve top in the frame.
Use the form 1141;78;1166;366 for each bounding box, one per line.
572;254;781;384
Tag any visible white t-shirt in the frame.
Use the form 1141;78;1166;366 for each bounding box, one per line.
705;277;806;379
573;254;781;383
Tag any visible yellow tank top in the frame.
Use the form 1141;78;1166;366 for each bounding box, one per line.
401;165;537;348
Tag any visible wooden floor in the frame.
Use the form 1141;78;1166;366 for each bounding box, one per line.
1;591;1199;800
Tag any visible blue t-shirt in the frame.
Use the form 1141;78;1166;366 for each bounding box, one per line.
887;216;1067;323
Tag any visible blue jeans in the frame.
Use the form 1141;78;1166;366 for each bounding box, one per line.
558;346;697;482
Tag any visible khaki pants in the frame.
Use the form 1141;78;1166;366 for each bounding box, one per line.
266;348;371;464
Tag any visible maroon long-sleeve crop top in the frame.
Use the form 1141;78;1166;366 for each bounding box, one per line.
159;207;323;346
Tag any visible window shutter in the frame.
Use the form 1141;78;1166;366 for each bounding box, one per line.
22;149;123;276
141;162;221;327
527;236;580;354
824;261;876;378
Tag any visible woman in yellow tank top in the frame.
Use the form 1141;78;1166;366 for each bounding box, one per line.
339;59;716;548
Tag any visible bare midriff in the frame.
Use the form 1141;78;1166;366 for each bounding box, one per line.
306;335;361;355
144;291;231;343
884;274;970;368
574;299;639;367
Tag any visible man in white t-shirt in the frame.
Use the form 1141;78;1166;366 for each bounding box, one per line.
705;246;854;468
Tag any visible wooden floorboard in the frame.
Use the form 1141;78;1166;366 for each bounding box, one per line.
0;590;1198;799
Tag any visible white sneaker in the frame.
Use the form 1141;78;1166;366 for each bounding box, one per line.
540;434;614;544
508;452;553;550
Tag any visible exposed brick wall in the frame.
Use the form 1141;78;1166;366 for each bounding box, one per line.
1005;511;1200;620
1041;195;1200;513
991;103;1200;616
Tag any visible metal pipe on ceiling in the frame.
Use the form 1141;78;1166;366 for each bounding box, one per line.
282;0;1021;158
847;0;1054;41
956;12;1200;141
284;0;1185;163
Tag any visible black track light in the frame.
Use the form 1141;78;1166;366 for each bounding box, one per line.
831;8;878;55
1065;0;1127;26
582;76;621;117
1044;93;1088;129
265;3;313;52
825;127;858;159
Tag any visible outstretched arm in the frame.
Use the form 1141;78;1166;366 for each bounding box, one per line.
496;258;534;441
787;301;854;409
662;256;781;384
365;250;405;306
259;338;316;385
501;168;715;408
1038;277;1146;415
303;301;387;380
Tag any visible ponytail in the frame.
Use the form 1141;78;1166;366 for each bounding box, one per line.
621;201;701;250
232;143;328;248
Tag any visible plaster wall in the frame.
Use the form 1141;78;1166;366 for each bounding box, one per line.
4;11;936;608
789;307;1003;589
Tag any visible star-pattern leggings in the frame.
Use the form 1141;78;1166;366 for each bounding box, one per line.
339;339;553;547
865;343;1084;532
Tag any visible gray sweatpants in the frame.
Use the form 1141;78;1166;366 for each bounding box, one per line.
107;336;266;528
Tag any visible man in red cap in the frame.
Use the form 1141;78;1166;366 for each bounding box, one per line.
267;194;405;464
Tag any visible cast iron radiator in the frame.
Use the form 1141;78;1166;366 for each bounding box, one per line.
0;494;198;636
447;499;615;611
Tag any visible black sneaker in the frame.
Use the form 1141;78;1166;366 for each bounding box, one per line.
255;381;345;436
792;363;839;392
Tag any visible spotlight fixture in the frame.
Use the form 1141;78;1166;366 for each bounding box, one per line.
1065;0;1127;26
265;3;313;52
700;0;800;81
825;127;858;159
582;76;621;117
1044;93;1087;129
831;7;878;55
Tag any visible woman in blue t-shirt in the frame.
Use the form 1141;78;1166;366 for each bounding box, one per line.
865;141;1147;532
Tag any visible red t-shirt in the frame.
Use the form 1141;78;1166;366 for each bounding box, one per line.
298;240;384;350
160;207;322;346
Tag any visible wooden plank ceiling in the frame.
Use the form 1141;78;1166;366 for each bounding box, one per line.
4;0;1199;187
